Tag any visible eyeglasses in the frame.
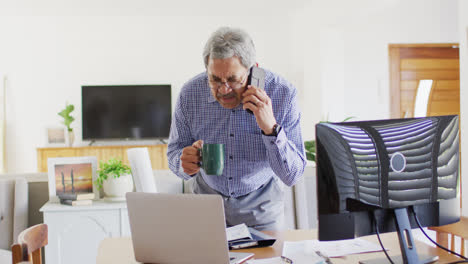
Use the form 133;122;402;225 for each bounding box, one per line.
208;71;248;90
281;256;293;263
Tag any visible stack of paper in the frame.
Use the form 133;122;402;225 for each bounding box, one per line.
304;238;383;257
281;241;327;264
246;238;383;264
246;241;326;264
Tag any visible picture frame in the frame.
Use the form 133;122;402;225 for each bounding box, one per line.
47;156;99;202
46;127;66;146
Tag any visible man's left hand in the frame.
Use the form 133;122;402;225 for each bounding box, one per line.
242;85;277;135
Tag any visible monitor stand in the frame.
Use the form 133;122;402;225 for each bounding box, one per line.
360;208;438;264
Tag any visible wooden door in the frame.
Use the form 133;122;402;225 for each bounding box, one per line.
389;44;460;118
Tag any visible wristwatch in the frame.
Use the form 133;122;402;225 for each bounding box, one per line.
262;124;281;137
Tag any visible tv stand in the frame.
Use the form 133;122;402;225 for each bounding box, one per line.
37;144;168;172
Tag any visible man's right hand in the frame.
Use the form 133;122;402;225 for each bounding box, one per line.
180;140;203;176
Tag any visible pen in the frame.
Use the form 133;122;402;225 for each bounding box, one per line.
315;251;332;264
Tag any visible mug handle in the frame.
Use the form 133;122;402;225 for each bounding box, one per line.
198;147;203;168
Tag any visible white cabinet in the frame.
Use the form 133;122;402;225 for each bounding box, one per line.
40;201;130;264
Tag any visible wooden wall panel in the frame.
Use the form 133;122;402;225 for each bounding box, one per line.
400;80;418;91
427;80;460;116
389;44;460;119
400;59;459;71
400;82;419;118
428;102;460;115
434;80;460;90
399;47;459;59
401;70;459;81
148;146;169;170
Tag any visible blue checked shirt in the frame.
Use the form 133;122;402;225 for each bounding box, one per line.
167;69;306;197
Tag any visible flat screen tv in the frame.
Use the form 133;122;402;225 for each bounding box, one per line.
82;85;171;140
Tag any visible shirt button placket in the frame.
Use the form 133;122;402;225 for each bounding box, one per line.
227;109;236;197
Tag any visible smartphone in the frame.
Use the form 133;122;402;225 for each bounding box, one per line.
245;66;266;114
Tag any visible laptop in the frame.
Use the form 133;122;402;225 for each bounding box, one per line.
126;192;254;264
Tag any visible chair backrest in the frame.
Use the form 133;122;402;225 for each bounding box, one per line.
429;216;468;256
11;224;48;264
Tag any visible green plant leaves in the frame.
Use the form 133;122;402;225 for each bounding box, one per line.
58;103;75;132
304;140;316;162
95;158;132;190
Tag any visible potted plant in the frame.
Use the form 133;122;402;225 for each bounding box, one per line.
58;103;75;146
304;140;317;162
304;117;355;163
95;158;134;201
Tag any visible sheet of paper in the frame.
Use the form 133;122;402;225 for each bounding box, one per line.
282;241;326;264
226;223;252;242
127;148;157;193
305;238;383;257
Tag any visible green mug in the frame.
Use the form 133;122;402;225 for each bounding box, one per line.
200;144;225;175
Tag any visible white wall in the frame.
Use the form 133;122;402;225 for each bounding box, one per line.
306;0;458;121
458;0;468;216
0;6;303;172
0;0;461;173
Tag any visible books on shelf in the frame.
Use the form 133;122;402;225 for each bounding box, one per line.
58;192;95;201
60;199;93;206
58;192;94;206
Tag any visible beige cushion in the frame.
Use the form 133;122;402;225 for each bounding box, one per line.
0;248;12;263
0;179;15;249
13;178;28;243
0;177;28;250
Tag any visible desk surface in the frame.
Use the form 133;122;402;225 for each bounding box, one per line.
97;229;461;263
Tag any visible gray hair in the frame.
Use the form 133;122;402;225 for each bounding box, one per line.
203;27;256;69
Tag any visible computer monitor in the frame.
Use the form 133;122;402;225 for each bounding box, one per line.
316;115;460;263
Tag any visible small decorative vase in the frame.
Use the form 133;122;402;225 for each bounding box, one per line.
68;130;75;147
102;173;134;202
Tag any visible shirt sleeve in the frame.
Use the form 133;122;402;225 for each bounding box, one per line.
167;90;195;180
262;85;306;187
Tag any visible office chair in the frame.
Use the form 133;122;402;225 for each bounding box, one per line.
429;216;468;256
11;224;48;264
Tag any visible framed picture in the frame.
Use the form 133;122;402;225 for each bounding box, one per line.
46;127;66;146
47;156;99;202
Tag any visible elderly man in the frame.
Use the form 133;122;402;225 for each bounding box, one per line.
167;27;306;230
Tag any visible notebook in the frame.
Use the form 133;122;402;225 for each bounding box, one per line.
126;192;254;264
